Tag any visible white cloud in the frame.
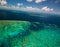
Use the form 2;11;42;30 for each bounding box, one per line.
0;5;59;15
0;0;7;6
21;6;41;12
35;0;46;3
26;0;33;2
17;3;23;6
26;0;46;3
41;6;54;12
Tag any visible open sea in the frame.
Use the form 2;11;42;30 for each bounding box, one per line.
0;9;60;47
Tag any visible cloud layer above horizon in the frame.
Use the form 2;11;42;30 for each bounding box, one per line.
0;0;60;14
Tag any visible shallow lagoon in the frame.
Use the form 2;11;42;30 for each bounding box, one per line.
0;20;60;47
0;8;60;47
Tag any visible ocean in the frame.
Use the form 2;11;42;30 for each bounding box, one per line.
0;9;60;47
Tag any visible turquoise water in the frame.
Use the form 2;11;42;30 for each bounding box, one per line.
0;21;60;47
0;8;60;47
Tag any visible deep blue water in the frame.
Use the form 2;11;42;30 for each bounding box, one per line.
0;9;60;47
0;9;60;27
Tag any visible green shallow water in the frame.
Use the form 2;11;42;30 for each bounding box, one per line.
0;20;60;47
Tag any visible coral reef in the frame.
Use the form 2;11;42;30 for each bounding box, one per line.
0;20;60;47
0;38;10;47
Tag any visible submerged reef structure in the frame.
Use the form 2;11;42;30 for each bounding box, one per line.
0;38;10;47
0;20;60;47
30;22;44;31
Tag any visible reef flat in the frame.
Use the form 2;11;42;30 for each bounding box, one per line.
0;20;60;47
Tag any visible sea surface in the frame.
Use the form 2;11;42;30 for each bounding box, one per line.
0;9;60;47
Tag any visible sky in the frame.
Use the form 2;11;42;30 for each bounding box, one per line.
0;0;60;14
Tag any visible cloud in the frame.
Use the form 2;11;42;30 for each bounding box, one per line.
41;6;54;12
17;3;23;6
26;0;33;2
35;0;46;3
20;6;41;12
26;0;46;3
0;5;59;15
0;0;7;6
